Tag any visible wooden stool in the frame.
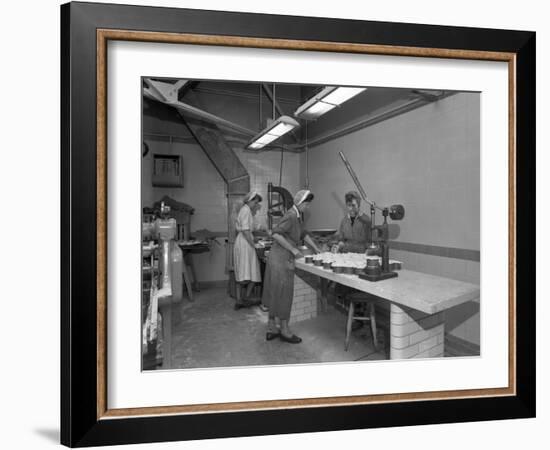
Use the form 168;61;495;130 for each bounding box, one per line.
345;292;378;351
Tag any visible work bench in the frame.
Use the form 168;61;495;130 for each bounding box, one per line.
294;259;480;359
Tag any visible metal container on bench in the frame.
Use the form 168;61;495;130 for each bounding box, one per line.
365;258;381;276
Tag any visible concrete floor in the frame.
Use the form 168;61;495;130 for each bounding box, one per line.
168;287;387;370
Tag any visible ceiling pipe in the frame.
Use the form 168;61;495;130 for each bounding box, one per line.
170;101;257;137
144;78;451;153
144;79;296;152
144;79;257;137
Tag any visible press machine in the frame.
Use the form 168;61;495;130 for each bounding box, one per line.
339;151;405;281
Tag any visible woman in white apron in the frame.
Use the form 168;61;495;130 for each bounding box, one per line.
233;191;262;309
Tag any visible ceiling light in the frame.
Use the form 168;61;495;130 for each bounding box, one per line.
294;86;367;120
246;115;299;150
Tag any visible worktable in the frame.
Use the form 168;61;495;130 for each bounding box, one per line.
295;259;480;359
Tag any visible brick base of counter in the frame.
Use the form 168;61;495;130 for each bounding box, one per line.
390;304;445;359
290;269;319;323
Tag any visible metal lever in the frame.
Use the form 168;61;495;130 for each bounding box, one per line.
338;151;383;212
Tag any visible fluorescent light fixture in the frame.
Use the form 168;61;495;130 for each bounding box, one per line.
322;87;366;105
256;134;279;145
269;121;296;136
302;101;335;117
246;115;299;150
294;86;367;120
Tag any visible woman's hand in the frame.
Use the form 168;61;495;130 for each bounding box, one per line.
292;248;304;259
243;230;257;249
303;234;321;256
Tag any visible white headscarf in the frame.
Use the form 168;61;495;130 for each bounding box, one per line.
243;191;258;204
293;189;311;206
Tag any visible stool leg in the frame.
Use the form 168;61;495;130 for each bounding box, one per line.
187;255;200;292
345;301;355;351
369;302;378;350
184;254;199;292
181;259;194;302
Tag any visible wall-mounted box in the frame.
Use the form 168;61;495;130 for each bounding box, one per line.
152;153;184;187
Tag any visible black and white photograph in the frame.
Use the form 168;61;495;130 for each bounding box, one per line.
1;0;543;447
141;78;481;370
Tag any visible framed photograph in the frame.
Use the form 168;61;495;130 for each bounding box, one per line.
61;1;535;447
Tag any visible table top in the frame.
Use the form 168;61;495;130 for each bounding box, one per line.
176;241;210;252
295;259;479;314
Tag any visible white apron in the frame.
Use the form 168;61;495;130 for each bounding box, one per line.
233;204;261;282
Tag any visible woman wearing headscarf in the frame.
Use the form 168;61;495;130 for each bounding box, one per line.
262;189;321;343
233;191;263;310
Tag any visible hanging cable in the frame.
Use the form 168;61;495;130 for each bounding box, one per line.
279;145;284;187
259;84;262;129
272;83;276;120
275;83;284;187
305;121;309;189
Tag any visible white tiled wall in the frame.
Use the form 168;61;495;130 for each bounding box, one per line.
142;139;228;282
290;270;319;323
390;305;445;359
142;85;303;283
234;147;302;231
142;138;302;282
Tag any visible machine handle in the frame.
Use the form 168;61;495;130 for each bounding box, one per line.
338;151;384;212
